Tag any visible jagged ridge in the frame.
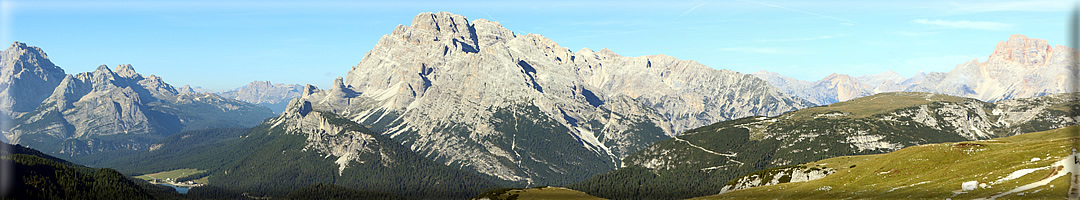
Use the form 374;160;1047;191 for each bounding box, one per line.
294;11;813;186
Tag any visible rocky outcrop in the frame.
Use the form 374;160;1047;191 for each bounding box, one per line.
720;165;835;193
268;97;387;175
177;85;214;94
6;62;275;156
218;81;303;113
753;71;874;105
755;34;1077;105
296;11;813;186
856;70;907;93
0;42;66;116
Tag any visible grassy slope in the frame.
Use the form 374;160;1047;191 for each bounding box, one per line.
699;126;1079;199
134;168;207;184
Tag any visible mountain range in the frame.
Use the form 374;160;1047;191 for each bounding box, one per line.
1;11;1077;200
287;11;813;186
755;34;1078;105
0;42;276;159
216;81;304;113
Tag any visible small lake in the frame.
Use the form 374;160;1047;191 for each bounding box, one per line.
158;184;190;194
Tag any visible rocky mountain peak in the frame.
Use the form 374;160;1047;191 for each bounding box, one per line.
114;64;139;78
302;84;318;97
597;48;620;57
93;64;113;74
178;85;200;94
395;12;482;54
3;42;62;73
817;73;872;102
9;41;26;48
411;12;471;33
821;73;855;83
1;41;66;114
217;80;304;113
248;80;273;89
326;11;813;185
988;34;1052;65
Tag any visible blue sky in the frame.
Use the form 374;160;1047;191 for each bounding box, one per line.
1;0;1073;91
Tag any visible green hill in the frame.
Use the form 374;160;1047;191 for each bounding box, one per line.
1;142;179;200
700;125;1078;199
567;92;1077;199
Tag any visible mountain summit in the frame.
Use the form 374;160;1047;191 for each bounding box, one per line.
3;43;276;157
218;81;304;113
291;11;812;186
0;42;66;116
909;34;1075;102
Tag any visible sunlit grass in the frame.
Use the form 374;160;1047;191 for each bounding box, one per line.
697;126;1077;199
133;168;207;184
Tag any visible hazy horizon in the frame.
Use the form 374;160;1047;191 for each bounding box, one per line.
1;0;1072;91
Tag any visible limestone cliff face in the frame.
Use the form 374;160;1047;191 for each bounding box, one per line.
7;63;275;156
756;34;1076;105
267;98;389;176
296;12;812;185
719;165;835;193
811;74;874;104
177;85;213;94
0;42;66;116
218;81;303;113
909;35;1076;102
753;71;874;105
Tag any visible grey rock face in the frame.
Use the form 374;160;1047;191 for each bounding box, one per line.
719;165;835;193
218;81;303;113
178;85;214;94
296;11;812;185
753;71;873;105
268;98;388;176
0;42;66;116
7;63;275;156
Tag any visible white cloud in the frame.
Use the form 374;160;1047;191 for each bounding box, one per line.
912;19;1012;30
717;47;793;54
